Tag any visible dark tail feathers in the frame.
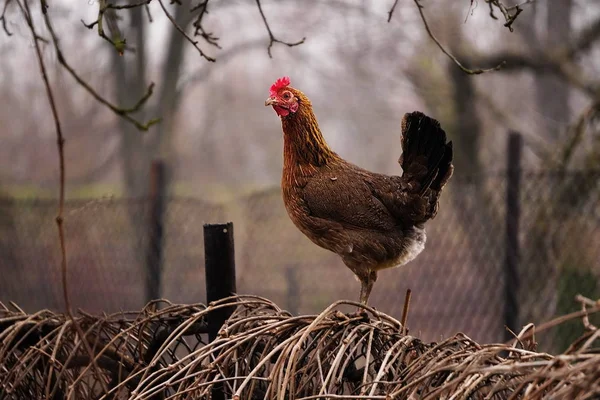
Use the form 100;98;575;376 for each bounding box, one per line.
399;111;453;196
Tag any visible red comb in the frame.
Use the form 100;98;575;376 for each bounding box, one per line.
270;76;291;97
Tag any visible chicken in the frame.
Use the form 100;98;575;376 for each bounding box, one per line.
265;77;453;305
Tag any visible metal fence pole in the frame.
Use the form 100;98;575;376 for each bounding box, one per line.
204;222;236;400
505;132;522;341
204;222;237;341
145;160;166;303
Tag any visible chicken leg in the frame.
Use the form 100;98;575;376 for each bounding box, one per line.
358;270;378;305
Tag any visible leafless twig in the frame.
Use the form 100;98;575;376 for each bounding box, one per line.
144;1;153;22
486;0;535;31
415;0;504;75
255;0;305;58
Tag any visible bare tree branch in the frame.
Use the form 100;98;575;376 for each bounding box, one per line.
394;0;534;29
469;15;600;99
80;0;138;55
485;0;535;31
0;0;13;36
473;85;552;160
106;0;152;9
16;0;109;392
191;0;221;49
144;1;153;23
82;0;221;57
255;0;305;58
17;0;67;312
473;51;598;97
176;39;267;96
556;100;600;168
43;10;159;130
157;0;215;62
387;0;399;23
414;0;505;75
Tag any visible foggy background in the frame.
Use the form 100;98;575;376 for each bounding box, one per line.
0;0;599;351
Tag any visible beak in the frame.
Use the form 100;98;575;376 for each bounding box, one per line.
265;97;277;106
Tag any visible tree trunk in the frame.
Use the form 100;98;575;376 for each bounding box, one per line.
150;4;192;188
536;0;572;141
520;0;573;343
110;5;150;198
107;3;195;303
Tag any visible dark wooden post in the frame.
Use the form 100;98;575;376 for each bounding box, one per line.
145;160;166;303
504;132;522;341
204;222;237;341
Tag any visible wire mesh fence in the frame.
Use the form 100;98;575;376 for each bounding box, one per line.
0;169;599;353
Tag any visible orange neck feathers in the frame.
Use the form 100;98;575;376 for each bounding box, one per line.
281;95;337;172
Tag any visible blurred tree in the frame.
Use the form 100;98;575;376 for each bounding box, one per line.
404;1;599;336
2;0;599;324
516;0;573;331
537;0;572;142
107;4;191;197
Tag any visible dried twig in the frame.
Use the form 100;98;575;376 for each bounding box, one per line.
2;295;600;399
400;289;411;335
414;0;505;75
255;0;305;58
505;298;600;346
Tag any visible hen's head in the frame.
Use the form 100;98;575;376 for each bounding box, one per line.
265;76;307;118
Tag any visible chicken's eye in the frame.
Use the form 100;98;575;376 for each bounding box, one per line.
283;92;291;100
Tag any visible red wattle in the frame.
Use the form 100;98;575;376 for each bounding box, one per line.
273;106;290;117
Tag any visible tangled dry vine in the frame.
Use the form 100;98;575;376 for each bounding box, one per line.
1;295;599;399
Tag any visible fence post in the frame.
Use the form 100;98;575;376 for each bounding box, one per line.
204;222;237;341
204;222;236;400
145;160;167;303
504;132;522;341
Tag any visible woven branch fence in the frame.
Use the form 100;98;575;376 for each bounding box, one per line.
1;295;599;399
